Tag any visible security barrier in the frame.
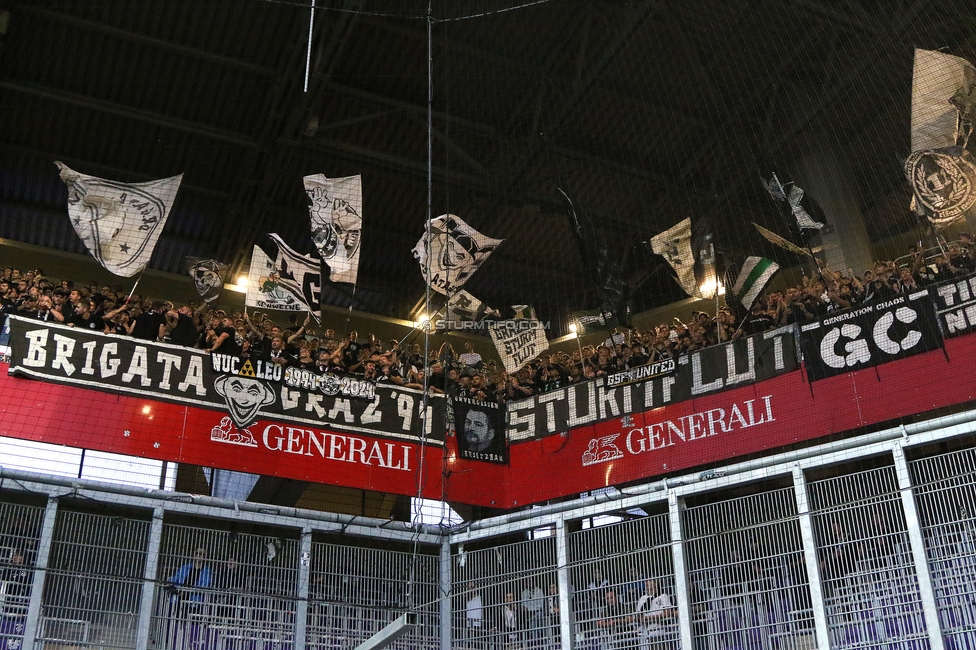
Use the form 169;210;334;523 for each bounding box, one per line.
3;407;976;649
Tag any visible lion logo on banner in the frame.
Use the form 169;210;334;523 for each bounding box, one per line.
210;417;258;448
582;434;625;467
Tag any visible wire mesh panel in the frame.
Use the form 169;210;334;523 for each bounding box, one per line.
682;487;812;650
150;522;300;650
807;464;930;650
0;498;45;650
910;447;976;650
41;508;150;649
307;541;439;649
452;536;557;650
568;512;675;650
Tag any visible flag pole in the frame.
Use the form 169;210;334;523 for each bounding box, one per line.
125;274;142;304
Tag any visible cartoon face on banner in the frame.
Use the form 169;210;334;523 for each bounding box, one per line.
413;215;503;294
452;397;507;464
310;197;362;260
214;372;276;430
305;174;363;284
189;259;223;303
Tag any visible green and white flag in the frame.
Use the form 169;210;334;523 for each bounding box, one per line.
732;257;779;311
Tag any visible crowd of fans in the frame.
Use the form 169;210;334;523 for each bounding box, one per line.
2;235;973;404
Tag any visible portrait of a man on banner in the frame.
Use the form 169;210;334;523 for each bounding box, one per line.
452;397;508;464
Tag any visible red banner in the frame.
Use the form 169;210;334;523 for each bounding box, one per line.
446;333;976;507
3;332;976;507
0;374;444;499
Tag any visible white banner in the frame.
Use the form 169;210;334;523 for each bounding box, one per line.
412;215;502;294
912;49;976;153
489;307;549;374
56;162;182;277
304;174;362;285
245;235;321;314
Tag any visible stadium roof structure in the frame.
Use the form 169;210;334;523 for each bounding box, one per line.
1;0;973;326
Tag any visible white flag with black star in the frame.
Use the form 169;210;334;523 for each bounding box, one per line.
56;162;182;278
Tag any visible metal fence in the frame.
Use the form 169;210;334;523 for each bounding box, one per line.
909;447;976;650
683;485;812;650
453;536;558;649
807;465;929;650
4;409;976;649
45;509;151;649
308;541;440;649
0;499;44;650
150;522;301;650
569;511;675;650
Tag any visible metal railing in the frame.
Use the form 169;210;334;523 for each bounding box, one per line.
2;407;976;649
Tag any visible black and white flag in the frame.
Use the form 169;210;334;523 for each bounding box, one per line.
445;290;495;322
412;215;502;294
906;147;976;229
245;234;321;315
912;48;976;153
560;188;630;327
763;173;826;232
650;218;716;298
571;308;613;334
186;258;227;304
908;49;976;229
752;223;812;258
56;162;182;278
304;174;362;286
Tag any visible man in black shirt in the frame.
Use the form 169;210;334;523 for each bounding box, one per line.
163;307;198;347
67;300;101;330
132;300;168;341
740;300;775;336
209;317;241;356
23;295;64;323
341;331;362;370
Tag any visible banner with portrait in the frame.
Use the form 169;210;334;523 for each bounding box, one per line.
452;396;507;464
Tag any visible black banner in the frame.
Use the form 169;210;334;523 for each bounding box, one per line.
6;317;443;444
452;396;508;464
929;272;976;338
506;326;799;442
799;292;943;381
605;358;676;388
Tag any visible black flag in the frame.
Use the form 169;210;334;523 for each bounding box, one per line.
559;188;630;327
763;173;828;242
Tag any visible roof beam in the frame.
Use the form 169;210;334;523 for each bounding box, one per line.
13;4;277;77
0;142;230;201
0;80;258;148
784;0;884;36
